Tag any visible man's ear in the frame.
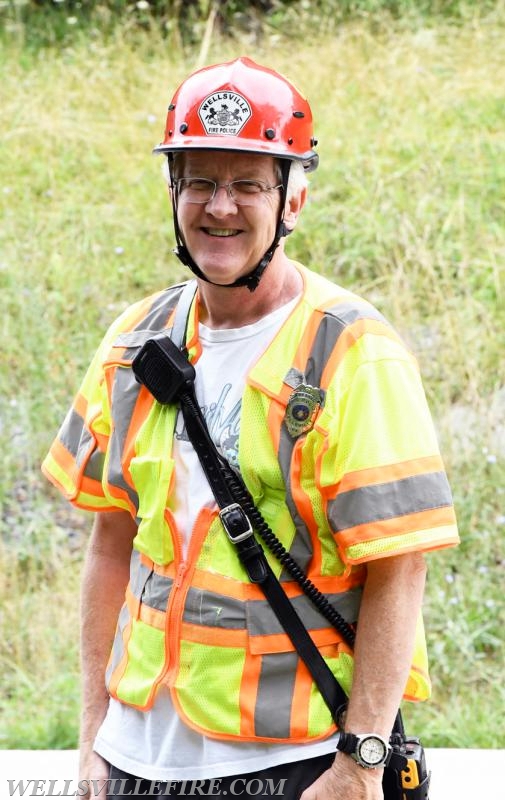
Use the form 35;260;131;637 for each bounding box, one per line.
282;186;307;234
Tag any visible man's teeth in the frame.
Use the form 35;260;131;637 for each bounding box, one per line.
206;229;238;237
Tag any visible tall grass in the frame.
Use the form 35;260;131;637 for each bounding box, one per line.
1;11;504;748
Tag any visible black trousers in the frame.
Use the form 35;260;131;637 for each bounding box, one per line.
106;753;335;798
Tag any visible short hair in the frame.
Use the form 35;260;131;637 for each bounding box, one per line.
286;159;308;201
161;154;307;203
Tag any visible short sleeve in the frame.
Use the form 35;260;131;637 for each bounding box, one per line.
325;351;459;564
41;331;117;511
41;295;152;511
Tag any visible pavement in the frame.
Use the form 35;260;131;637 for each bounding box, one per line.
0;749;504;798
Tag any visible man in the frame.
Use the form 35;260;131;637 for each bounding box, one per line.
43;57;459;799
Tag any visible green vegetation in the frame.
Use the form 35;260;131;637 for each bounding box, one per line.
1;2;504;749
2;1;502;51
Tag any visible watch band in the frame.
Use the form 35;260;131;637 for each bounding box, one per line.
336;731;360;754
337;731;390;769
337;731;408;771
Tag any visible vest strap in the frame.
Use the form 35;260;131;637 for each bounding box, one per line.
171;280;198;348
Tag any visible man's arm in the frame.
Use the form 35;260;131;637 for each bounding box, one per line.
301;551;427;800
79;510;138;795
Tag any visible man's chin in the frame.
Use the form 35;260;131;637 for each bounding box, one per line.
197;262;253;287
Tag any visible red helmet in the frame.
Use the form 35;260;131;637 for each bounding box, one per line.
153;57;318;172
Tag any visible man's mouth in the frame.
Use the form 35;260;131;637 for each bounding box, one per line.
203;228;240;237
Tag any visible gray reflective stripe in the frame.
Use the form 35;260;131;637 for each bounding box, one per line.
247;587;361;637
113;329;164;351
277;302;391;573
170;280;198;348
133;285;186;334
83;449;106;482
254;653;298;738
277;420;316;575
128;550;173;611
103;286;185;506
58;407;92;465
325;299;388;328
142;571;173;611
277;310;342;572
277;423;313;576
328;471;453;533
305;301;389;388
112;286;186;358
183;588;245;629
129;550;151;599
112;283;197;361
304;313;346;388
105;602;131;686
106;366;141;507
180;586;360;633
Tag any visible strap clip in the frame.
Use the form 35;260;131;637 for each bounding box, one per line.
219;503;253;543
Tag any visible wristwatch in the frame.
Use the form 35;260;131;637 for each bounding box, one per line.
336;731;391;769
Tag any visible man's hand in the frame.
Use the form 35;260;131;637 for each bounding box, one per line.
78;747;110;799
300;752;383;800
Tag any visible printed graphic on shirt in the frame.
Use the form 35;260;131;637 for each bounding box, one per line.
175;383;241;467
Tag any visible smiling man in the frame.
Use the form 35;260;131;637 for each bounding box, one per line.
43;58;459;799
172;153;287;289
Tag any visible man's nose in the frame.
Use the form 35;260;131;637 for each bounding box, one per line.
205;184;238;214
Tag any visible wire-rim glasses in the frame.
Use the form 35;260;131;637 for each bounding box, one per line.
175;177;282;206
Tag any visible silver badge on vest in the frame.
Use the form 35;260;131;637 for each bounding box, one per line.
285;383;325;438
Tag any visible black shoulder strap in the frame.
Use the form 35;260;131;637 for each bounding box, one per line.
141;284;407;748
166;283;352;720
177;384;348;722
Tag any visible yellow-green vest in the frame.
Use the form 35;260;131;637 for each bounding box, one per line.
43;265;459;743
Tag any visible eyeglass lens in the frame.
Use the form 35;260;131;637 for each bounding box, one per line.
177;178;280;205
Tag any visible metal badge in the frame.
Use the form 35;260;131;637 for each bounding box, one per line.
285;384;323;438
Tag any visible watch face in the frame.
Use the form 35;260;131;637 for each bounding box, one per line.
358;736;388;766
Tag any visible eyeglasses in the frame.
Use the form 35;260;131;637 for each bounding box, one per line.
175;177;282;206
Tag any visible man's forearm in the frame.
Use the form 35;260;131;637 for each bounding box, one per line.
298;553;428;799
79;512;136;749
344;552;427;738
80;552;126;746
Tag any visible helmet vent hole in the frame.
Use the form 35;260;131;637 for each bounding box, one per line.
293;111;305;118
288;138;293;145
265;128;275;140
168;104;176;111
179;123;188;133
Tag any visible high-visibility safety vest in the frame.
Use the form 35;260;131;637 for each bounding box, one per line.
43;264;459;744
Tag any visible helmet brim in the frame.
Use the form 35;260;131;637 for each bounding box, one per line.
152;140;319;173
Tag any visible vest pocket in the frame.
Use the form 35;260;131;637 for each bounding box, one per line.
129;455;175;564
244;597;347;740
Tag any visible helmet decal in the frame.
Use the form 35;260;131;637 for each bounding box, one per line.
198;91;252;136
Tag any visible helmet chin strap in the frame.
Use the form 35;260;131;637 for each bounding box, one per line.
169;159;292;293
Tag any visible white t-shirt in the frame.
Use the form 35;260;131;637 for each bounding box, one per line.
94;297;338;781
